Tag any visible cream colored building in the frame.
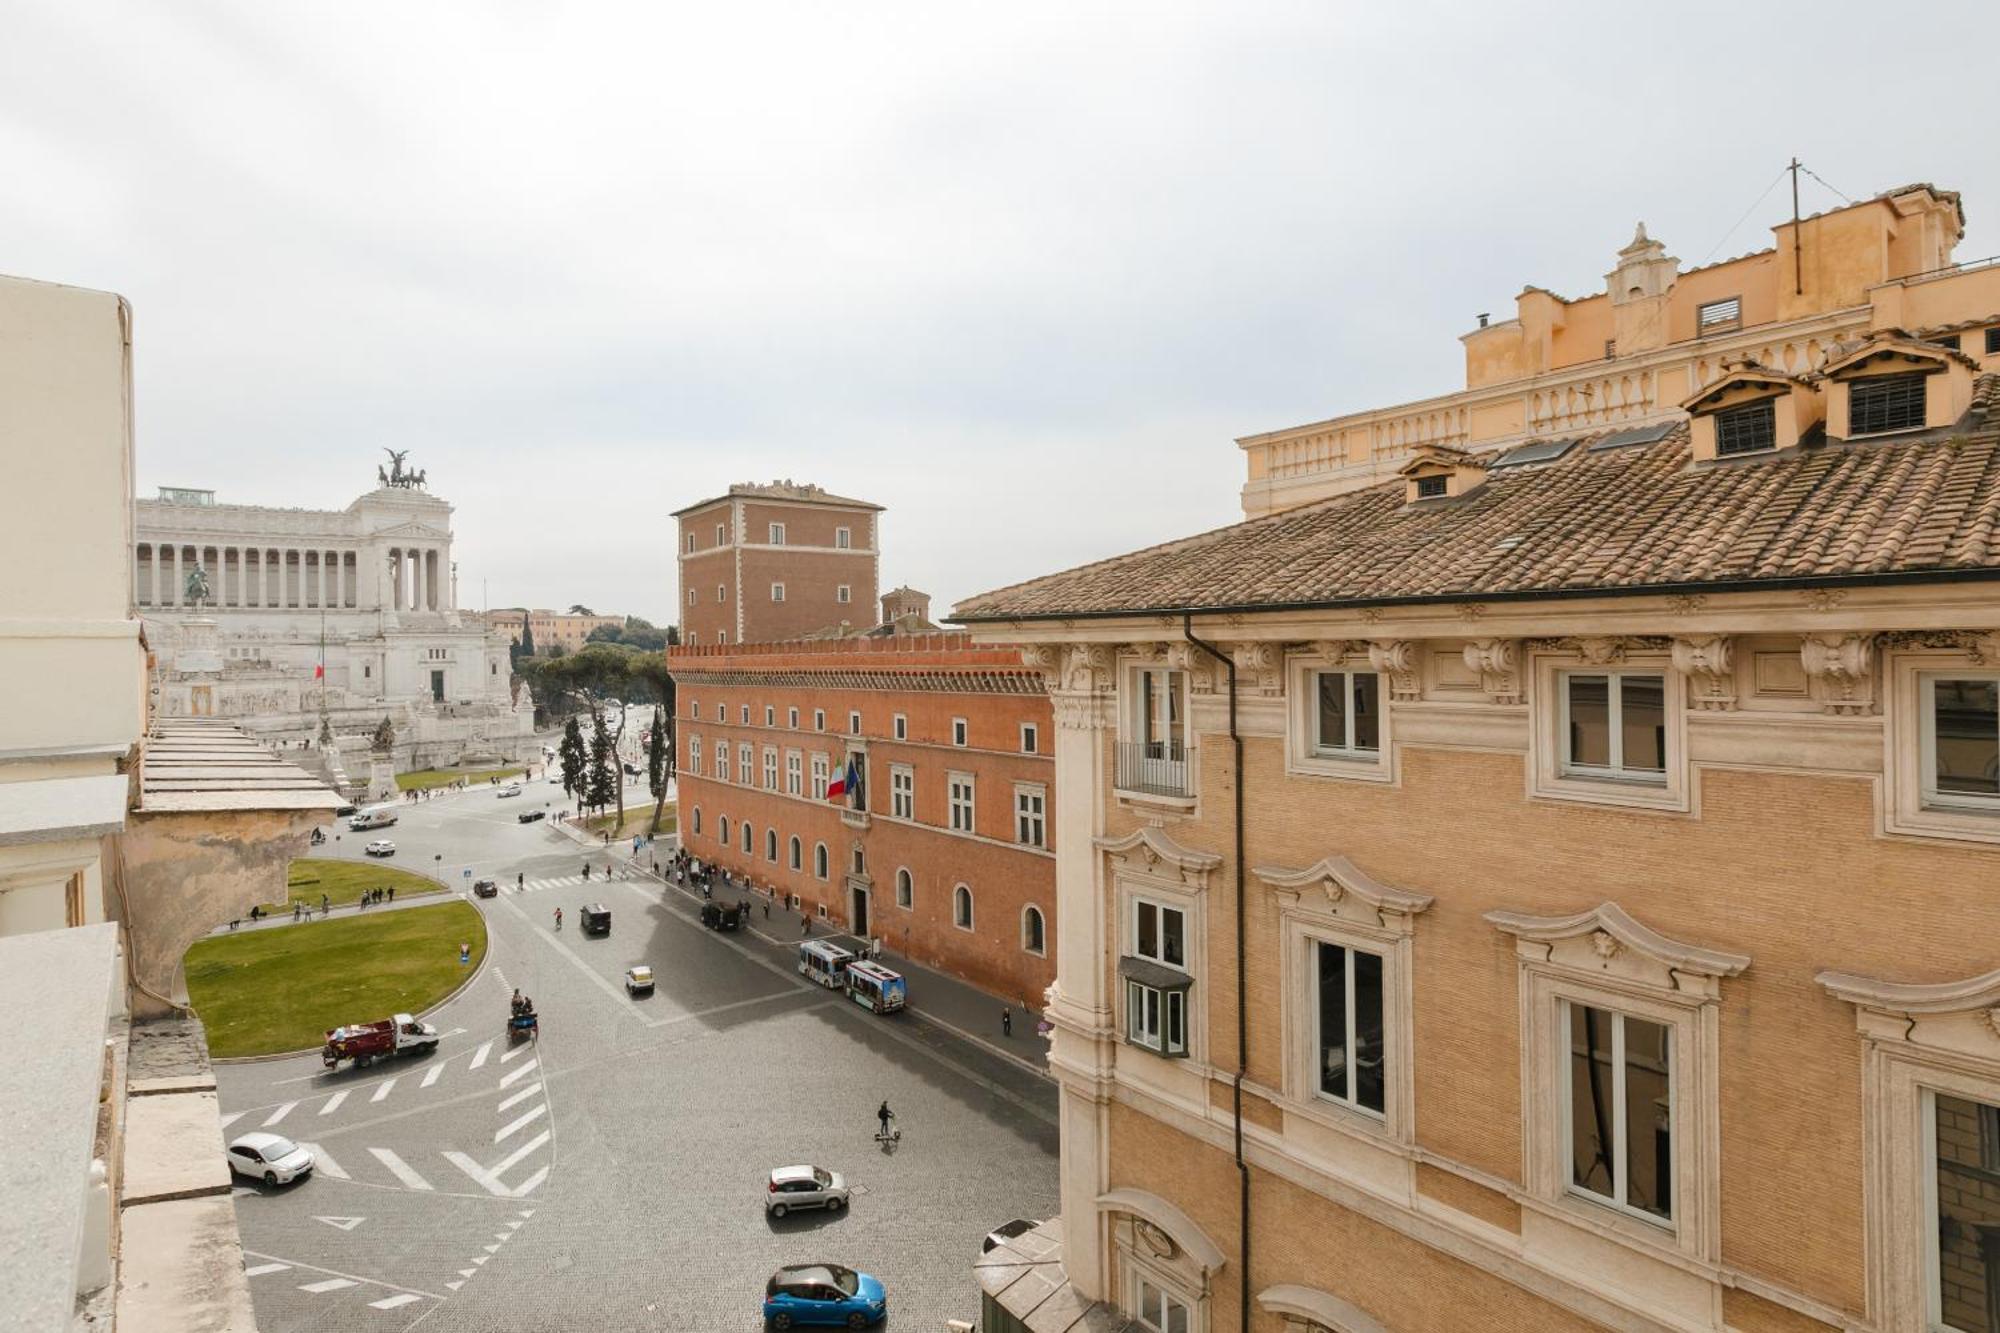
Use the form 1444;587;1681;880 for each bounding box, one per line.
0;272;338;1331
959;181;2000;1333
482;607;626;652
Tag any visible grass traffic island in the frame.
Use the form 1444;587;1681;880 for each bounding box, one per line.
186;901;488;1058
395;765;525;792
268;857;443;912
581;803;676;841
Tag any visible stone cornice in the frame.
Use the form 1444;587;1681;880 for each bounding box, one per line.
1094;825;1222;877
1253;855;1434;917
1816;966;2000;1014
1484;901;1750;979
667;667;1045;696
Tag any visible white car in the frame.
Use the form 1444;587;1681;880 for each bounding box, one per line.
364;839;396;857
497;784;523;799
625;965;654;995
766;1164;849;1217
227;1133;315;1186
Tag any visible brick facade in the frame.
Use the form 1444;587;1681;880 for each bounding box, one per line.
667;633;1055;1005
673;484;881;646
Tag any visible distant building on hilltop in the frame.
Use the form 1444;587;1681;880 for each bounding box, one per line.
482;607;627;653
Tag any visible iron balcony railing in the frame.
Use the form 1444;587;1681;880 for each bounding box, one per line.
1115;740;1195;799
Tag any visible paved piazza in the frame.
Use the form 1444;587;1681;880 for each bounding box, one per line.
216;781;1057;1331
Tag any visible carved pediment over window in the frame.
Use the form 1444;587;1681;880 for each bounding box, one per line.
1095;825;1221;888
1254;855;1433;930
1259;1285;1386;1333
1485;901;1749;998
1818;966;2000;1062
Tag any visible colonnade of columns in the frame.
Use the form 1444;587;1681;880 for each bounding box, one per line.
134;541;452;613
384;546;448;612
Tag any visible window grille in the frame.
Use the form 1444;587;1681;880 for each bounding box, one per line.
1848;372;1927;436
1696;297;1741;332
1714;400;1776;456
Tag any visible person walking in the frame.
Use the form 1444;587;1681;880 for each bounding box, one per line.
388;886;395;903
554;906;563;930
1001;1006;1013;1038
321;892;330;916
800;915;810;937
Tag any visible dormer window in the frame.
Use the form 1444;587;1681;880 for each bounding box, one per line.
1714;400;1776;457
1848;372;1927;437
1414;475;1447;500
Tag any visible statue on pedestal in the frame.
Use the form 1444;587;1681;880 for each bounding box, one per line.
184;563;212;609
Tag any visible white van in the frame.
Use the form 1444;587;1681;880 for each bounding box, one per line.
348;805;399;832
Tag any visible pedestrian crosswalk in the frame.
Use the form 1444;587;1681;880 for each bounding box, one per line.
240;1256;439;1318
508;872;624;894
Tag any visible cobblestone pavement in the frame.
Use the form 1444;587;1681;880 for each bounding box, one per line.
217;784;1058;1331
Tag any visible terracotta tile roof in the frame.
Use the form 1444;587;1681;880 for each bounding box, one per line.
953;399;2000;623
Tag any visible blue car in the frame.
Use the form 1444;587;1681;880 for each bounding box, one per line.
762;1264;887;1328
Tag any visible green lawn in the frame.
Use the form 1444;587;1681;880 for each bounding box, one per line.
185;902;487;1058
396;765;525;792
268;858;443;912
582;802;676;840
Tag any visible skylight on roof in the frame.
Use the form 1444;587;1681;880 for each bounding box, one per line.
1589;422;1676;451
1489;438;1577;470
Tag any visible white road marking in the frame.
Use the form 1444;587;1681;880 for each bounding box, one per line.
445;1281;463;1292
245;1251;444;1301
495;1082;541;1113
509;1165;548;1196
470;1256;487;1266
492;1231;511;1242
261;1101;298;1127
468;1040;493;1071
498;1058;538;1088
499;1042;530;1064
517;1209;534;1218
367;1148;434;1191
458;1269;476;1277
371;1078;397;1103
299;1278;356;1294
369;1294;422;1311
504;1220;522;1231
295;1144;346;1180
440;1152;508;1196
311;1215;365;1231
494;1103;546;1143
318;1091;348;1116
243;1263;290;1277
420;1063;445;1089
218;1111;245;1130
489;1130;549;1178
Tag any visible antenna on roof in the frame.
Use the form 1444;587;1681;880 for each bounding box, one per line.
1789;156;1803;296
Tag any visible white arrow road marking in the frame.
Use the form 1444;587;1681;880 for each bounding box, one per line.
311;1216;365;1232
495;1082;540;1113
468;1040;493;1071
243;1263;290;1278
445;1281;463;1292
482;1244;499;1254
261;1101;298;1127
492;1231;511;1242
218;1111;245;1130
509;1166;548;1197
458;1269;476;1278
470;1256;487;1266
299;1278;356;1294
498;1058;538;1088
499;1042;530;1064
294;1144;346;1180
367;1148;433;1191
318;1091;347;1116
420;1063;445;1089
494;1103;546;1143
369;1294;422;1311
516;1209;535;1218
504;1220;522;1231
370;1078;397;1103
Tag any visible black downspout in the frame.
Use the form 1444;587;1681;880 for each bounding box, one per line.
1182;613;1248;1332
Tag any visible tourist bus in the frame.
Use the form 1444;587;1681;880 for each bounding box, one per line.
797;939;855;991
845;960;906;1014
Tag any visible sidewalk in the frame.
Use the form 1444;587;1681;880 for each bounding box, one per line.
203;889;459;937
637;853;1050;1081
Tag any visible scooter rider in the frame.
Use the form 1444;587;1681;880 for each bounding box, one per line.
554;906;563;930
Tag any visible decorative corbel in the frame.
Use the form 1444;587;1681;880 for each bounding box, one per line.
1368;640;1421;702
1020;644;1062;693
1058;643;1114;696
1462;638;1524;706
1574;636;1627;666
1670;635;1736;711
1230;642;1282;696
1800;633;1876;716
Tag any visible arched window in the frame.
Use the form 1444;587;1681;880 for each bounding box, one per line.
718;815;730;846
691;806;702;836
741;821;753;854
766;829;778;862
789;836;802;871
1022;905;1046;956
895;868;913;910
953;884;974;931
814;843;829;880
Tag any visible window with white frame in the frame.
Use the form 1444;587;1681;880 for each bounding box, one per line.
765;705;775;726
716;584;726;603
1014;785;1046;848
788;707;799;728
1314;940;1386;1116
811;754;829;799
813;709;825;732
785;750;802;796
689;698;699;718
718;815;729;845
715;522;725;545
765;828;777;862
741;821;753;854
714;745;729;781
1565;1003;1675;1225
835;526;850;549
890;765;914;819
952;717;967;747
1123;897;1190;1056
740;705;750;724
1560;670;1667;783
689;735;702;771
895;868;913;910
1921;674;2000;811
1309;669;1382;759
848;710;860;735
716;631;727;644
684;533;695;554
690;806;701;835
953;884;973;930
769;522;786;544
789;836;801;870
1021;722;1038;754
771;582;785;602
715;703;725;721
1131;1271;1194;1333
762;747;778;790
948;774;974;832
1022;905;1046;956
737;742;752;784
687;587;697;606
837;585;851;604
1930;1090;2000;1330
814;842;829;879
893;713;907;740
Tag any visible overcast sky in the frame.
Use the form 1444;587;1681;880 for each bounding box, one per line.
7;3;1998;625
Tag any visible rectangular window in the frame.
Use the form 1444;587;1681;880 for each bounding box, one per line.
1987;327;2000;356
1414;474;1448;499
1561;672;1666;783
714;745;728;781
1015;787;1046;847
1566;1004;1673;1224
788;708;799;729
1312;670;1382;758
948;774;975;832
1124;899;1190;1057
952;717;967;747
1714;399;1777;456
684;533;695;554
811;754;830;800
739;705;749;724
717;584;727;603
1315;941;1386;1116
737;742;751;783
687;588;697;606
890;766;914;820
1696;296;1741;333
893;714;907;740
1924;676;2000;809
1133;899;1186;968
771;582;785;602
762;747;777;790
690;736;701;771
1849;372;1928;435
1020;723;1039;754
764;706;774;727
813;710;825;732
785;751;802;796
1932;1091;2000;1332
768;522;785;544
1133;1273;1193;1333
837;585;851;604
1125;976;1187;1056
1930;333;1962;352
715;522;725;545
835;526;851;549
715;704;725;721
848;710;861;735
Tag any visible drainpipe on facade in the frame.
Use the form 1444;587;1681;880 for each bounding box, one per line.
1181;613;1248;1333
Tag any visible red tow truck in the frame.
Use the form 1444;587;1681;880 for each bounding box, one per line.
321;1013;441;1069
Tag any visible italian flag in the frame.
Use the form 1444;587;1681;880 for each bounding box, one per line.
826;763;848;801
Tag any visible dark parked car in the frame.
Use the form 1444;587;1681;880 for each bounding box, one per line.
622;761;643;777
472;879;498;899
581;903;611;936
701;901;743;932
517;809;546;824
334;803;357;818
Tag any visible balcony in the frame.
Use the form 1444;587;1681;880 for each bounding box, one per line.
1114;741;1195;801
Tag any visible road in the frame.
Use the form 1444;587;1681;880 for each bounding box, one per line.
216;777;1058;1331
